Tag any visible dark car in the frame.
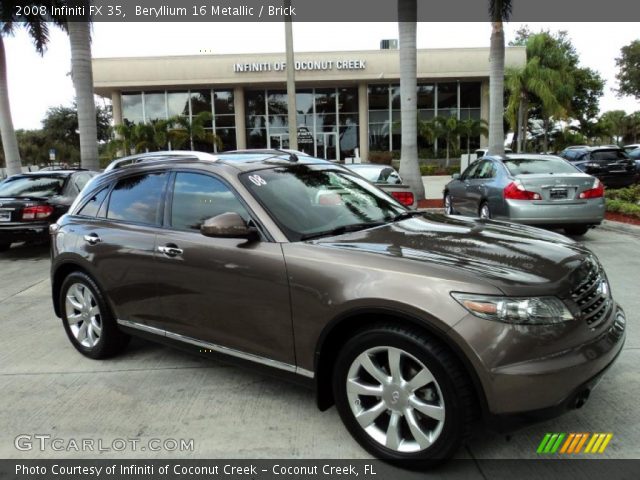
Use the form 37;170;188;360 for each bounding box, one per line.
0;170;96;251
626;148;640;174
50;152;625;466
444;154;605;236
559;146;636;188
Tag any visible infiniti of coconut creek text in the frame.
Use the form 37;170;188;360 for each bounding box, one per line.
15;463;378;477
14;4;297;20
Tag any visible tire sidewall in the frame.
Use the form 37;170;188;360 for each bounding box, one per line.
479;202;490;219
332;328;468;465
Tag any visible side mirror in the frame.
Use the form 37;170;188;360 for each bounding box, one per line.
452;173;461;180
201;212;259;240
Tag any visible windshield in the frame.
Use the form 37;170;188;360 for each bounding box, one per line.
503;157;579;175
0;175;65;198
241;165;407;241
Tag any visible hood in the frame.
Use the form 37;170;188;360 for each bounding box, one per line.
312;214;593;296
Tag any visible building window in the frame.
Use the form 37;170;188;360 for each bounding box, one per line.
122;93;143;124
144;92;167;122
167;91;190;118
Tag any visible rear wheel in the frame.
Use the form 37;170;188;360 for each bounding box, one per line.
564;225;590;236
60;272;129;359
333;325;475;468
479;202;491;219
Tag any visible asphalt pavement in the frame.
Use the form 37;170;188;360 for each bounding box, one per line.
0;228;638;474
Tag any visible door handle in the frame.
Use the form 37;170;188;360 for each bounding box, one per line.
83;233;101;245
157;245;183;257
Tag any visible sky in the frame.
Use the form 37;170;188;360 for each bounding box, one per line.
2;22;639;130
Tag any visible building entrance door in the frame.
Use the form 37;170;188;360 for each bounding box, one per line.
316;132;339;161
269;134;289;150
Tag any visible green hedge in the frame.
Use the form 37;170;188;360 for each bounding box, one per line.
606;199;640;219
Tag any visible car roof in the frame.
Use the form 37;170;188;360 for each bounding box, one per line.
483;153;566;162
565;145;623;151
12;170;82;176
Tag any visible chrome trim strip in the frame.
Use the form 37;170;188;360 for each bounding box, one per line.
117;319;165;336
117;319;314;379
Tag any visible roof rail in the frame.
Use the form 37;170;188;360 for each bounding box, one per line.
104;151;218;172
224;148;300;163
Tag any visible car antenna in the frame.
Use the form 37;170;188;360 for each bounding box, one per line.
273;148;299;163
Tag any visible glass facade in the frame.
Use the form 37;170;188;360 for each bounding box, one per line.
119;80;482;159
121;89;236;152
245;87;358;161
368;82;482;153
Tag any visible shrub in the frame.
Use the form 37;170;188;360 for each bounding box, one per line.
606;185;640;203
606;198;640;219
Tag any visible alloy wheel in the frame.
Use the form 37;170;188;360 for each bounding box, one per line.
479;204;491;219
444;195;453;215
65;283;102;348
346;346;445;453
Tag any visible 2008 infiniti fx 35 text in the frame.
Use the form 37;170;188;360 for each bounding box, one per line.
49;151;625;467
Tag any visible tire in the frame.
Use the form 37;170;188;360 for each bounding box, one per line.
479;202;491;219
0;242;10;252
444;193;455;215
60;272;130;359
332;324;476;468
564;225;590;236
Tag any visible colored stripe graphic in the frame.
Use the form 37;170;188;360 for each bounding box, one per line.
540;433;613;455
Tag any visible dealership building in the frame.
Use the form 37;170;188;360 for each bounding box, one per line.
93;46;526;161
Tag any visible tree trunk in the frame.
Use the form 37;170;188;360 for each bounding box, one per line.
284;0;298;151
0;36;22;176
397;0;425;201
516;95;525;153
68;19;99;171
521;97;529;152
488;21;505;155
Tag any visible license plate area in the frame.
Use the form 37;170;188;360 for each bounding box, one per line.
0;210;12;222
549;188;568;200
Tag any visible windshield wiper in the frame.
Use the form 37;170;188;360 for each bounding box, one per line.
391;210;424;222
300;222;385;241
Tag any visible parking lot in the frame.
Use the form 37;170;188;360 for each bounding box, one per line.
0;227;638;463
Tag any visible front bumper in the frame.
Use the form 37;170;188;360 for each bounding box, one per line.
448;304;626;427
0;222;50;244
502;198;605;225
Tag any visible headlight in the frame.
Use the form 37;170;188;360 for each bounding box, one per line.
451;293;574;324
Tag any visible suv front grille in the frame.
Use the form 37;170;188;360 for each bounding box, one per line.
570;260;612;329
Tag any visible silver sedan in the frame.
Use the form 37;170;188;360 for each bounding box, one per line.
443;154;605;236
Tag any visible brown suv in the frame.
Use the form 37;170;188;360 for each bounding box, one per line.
50;151;625;467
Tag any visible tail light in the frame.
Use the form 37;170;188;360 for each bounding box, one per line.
503;181;541;200
22;205;54;220
579;179;605;199
391;191;415;206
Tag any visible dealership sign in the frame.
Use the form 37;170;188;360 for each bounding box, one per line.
233;59;366;73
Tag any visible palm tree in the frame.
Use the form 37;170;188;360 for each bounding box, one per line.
1;12;64;175
113;121;136;156
397;0;425;201
459;118;489;157
67;8;99;171
487;0;512;155
168;112;221;151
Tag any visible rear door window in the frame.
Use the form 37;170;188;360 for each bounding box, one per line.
106;172;169;225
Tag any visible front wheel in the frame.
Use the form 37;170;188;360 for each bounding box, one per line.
332;325;475;468
479;202;491;219
60;272;130;359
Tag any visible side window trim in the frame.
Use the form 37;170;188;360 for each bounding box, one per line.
163;169;272;241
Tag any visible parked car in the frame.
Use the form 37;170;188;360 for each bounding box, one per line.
622;144;640;153
627;148;640;174
344;163;417;208
50;151;625;466
0;169;97;251
444;154;605;236
559;146;636;188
